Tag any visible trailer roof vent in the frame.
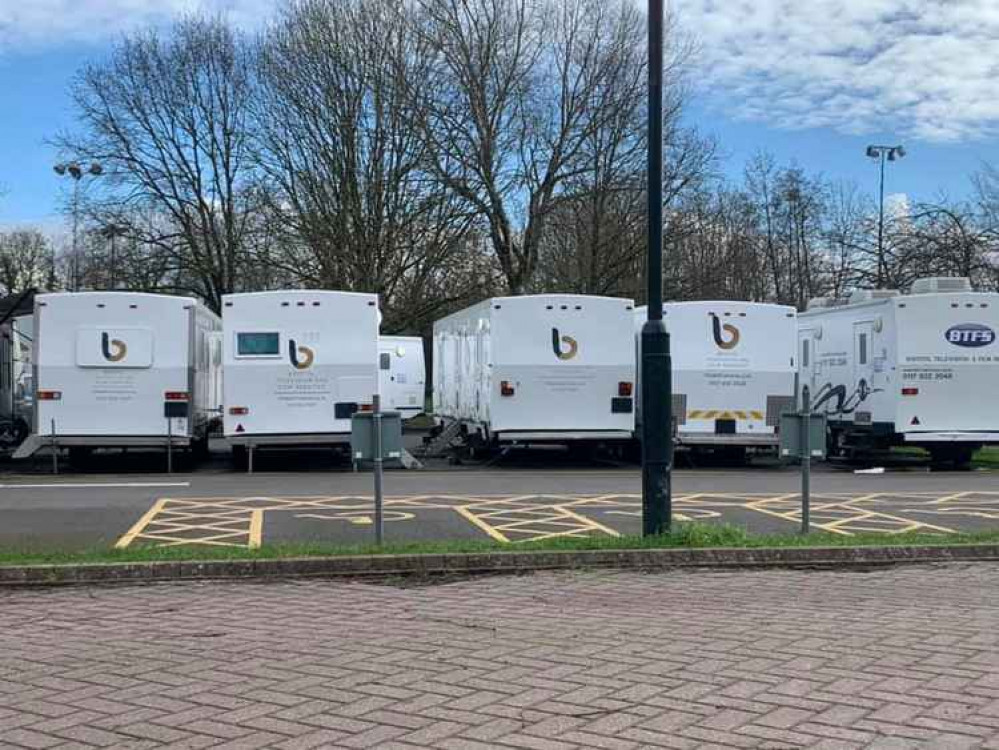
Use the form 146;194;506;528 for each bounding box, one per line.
910;276;973;295
849;288;900;305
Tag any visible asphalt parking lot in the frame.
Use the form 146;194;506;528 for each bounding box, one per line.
0;444;997;551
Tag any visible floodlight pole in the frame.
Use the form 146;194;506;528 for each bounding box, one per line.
641;0;672;536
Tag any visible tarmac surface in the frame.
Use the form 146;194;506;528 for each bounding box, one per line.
0;446;997;550
3;564;999;748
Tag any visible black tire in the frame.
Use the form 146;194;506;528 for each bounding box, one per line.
928;445;976;471
231;444;249;472
67;446;93;469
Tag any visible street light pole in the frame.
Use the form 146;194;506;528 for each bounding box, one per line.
865;145;905;288
53;161;103;292
641;0;672;536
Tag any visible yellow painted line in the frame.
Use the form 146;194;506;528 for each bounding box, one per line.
930;491;973;505
248;509;263;549
115;497;170;549
553;505;621;538
455;505;510;543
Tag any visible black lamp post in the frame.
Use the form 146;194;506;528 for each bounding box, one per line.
864;145;905;287
641;0;672;536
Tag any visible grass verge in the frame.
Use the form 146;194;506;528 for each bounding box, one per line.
3;523;999;567
975;447;999;469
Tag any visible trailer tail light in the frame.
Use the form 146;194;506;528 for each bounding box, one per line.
618;381;633;397
500;381;515;397
164;391;189;402
902;387;919;396
38;390;62;401
229;406;249;415
358;403;373;412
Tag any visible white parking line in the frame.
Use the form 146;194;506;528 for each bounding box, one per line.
0;482;192;489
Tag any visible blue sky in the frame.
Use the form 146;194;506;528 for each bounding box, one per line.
1;0;997;231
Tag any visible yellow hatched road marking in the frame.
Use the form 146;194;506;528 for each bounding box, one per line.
249;510;263;549
115;498;169;549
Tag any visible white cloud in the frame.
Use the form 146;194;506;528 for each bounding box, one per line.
672;0;999;142
0;0;272;51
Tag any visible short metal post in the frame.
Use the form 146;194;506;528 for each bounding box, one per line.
801;385;811;534
166;418;173;474
248;444;254;474
50;419;58;475
373;394;384;546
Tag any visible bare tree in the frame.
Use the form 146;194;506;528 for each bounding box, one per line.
406;0;659;293
255;0;486;330
58;16;259;311
0;229;57;294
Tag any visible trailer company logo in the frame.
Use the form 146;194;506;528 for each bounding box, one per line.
946;323;995;348
710;314;741;351
100;332;128;362
288;339;315;370
551;328;578;360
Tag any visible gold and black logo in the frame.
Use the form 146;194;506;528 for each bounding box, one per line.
288;339;315;370
711;314;740;350
101;332;127;362
551;328;578;360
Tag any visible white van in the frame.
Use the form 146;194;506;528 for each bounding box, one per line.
14;292;221;461
222;290;379;461
799;277;999;466
635;301;797;456
433;295;635;445
379;335;426;418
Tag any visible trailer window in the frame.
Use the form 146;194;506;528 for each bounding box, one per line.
380;353;391;370
858;333;868;365
237;332;280;356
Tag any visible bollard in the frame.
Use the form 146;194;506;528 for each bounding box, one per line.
373;394;384;546
801;385;811;534
248;444;255;475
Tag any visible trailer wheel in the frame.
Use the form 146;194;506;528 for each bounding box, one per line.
231;444;249;471
67;447;93;469
929;446;976;471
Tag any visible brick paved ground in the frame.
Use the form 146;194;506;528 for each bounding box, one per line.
2;565;999;749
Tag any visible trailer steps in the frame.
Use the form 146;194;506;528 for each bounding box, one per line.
416;420;462;457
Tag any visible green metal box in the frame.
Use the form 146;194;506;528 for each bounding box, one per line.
780;412;827;460
351;411;403;461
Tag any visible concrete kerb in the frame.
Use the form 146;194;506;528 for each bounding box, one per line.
2;544;999;586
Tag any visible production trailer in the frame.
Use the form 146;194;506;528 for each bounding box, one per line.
222;290;379;463
433;295;636;446
14;292;221;462
0;290;36;451
635;301;797;459
378;335;426;419
799;277;999;467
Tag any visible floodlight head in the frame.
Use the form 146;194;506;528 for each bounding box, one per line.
895;145;906;159
88;162;103;176
888;150;896;161
53;164;66;175
67;163;82;180
866;146;880;159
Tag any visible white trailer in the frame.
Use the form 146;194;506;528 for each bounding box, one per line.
433;295;635;444
222;290;379;460
379;335;426;418
635;301;797;456
0;290;36;450
799;277;999;466
14;292;221;461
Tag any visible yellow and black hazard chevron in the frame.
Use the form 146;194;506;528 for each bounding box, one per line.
686;410;765;421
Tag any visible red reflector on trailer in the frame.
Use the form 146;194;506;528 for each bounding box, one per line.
500;381;515;397
165;391;189;401
901;387;919;396
229;406;249;415
359;403;373;412
38;390;62;401
618;381;633;397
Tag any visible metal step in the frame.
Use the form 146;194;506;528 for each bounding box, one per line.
415;419;463;457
